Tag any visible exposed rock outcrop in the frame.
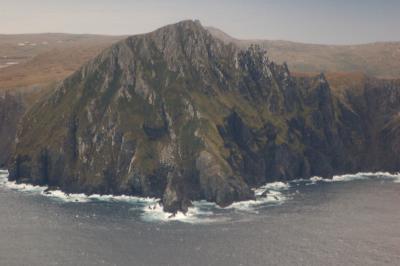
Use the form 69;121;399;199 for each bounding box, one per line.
0;93;24;167
7;20;400;213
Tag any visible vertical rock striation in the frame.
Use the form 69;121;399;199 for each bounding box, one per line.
7;20;400;212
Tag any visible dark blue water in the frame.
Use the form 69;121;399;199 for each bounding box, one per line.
0;171;399;266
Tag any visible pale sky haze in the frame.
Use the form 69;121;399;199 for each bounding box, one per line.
0;0;399;44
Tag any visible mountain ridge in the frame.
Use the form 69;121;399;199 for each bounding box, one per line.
206;26;400;46
206;26;400;79
7;20;400;213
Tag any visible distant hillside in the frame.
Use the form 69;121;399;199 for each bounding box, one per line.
0;33;125;69
207;27;400;79
0;33;124;103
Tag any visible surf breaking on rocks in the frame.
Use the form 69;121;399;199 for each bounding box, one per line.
1;169;399;223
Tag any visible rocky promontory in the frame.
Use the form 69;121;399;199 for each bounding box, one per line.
7;20;400;212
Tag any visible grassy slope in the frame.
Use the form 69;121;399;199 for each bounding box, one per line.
0;33;125;105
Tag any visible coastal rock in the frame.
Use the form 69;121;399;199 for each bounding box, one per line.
0;93;24;167
7;20;400;212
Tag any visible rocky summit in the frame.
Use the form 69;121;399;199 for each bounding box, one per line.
7;20;400;213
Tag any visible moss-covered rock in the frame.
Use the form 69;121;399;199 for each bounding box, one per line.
8;20;400;212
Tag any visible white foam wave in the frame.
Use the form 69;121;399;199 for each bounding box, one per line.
228;182;290;213
309;172;400;183
0;171;47;193
310;176;324;182
0;170;158;205
87;194;157;204
0;169;209;223
254;181;290;196
1;169;399;223
227;190;288;213
40;190;158;204
141;202;221;224
226;171;400;213
41;190;90;203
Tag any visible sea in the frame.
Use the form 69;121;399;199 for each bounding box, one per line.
0;169;399;266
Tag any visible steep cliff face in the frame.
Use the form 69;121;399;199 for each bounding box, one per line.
0;93;24;167
8;21;400;212
340;78;400;171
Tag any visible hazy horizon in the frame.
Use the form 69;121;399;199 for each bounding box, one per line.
1;0;400;45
